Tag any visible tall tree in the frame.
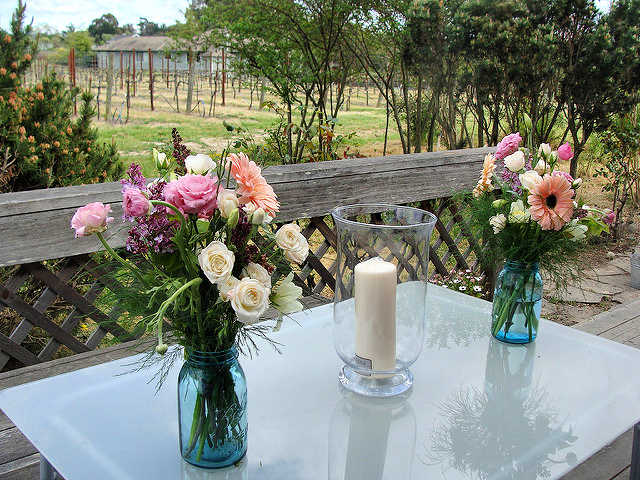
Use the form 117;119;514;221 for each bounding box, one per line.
88;13;119;44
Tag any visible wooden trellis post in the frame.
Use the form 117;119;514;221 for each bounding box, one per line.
132;49;136;97
68;47;76;115
148;48;154;111
221;48;226;106
105;53;113;120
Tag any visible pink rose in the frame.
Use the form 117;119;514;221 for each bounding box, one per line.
495;133;523;160
557;142;574;161
163;174;218;215
122;188;151;218
71;202;113;237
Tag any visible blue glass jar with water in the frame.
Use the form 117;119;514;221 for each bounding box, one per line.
491;260;542;344
178;347;247;468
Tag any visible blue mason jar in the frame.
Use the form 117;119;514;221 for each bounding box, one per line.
178;347;247;468
491;260;543;344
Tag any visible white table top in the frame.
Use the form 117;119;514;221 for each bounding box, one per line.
2;284;640;480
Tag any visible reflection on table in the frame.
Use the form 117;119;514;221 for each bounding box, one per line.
329;388;416;480
428;340;578;479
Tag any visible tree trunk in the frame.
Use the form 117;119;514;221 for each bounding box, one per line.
105;53;113;120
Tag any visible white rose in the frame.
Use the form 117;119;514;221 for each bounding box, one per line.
153;148;169;169
217;276;239;302
508;199;531;223
217;189;239;218
198;241;235;284
538;143;552;156
275;223;309;264
242;262;272;289
504;151;525;172
185;154;216;175
230;278;270;324
534;160;548;175
489;214;507;234
519;170;543;192
572;178;582;189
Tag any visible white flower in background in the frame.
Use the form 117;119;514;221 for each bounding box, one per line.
538;143;552;156
473;285;483;293
242;262;272;290
198;241;235;284
489;213;507;234
271;273;303;314
275;223;309;264
458;286;467;291
572;178;583;189
508;199;531;224
230;278;270;324
217;189;239;218
153;148;169;169
534;160;548;175
504;150;526;172
217;276;239;302
251;207;266;225
519;170;543;191
564;219;588;242
185;154;216;175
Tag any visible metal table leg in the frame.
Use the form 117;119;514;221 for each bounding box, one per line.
40;456;55;480
632;422;640;480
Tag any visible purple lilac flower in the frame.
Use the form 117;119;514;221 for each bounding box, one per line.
121;163;147;192
125;179;177;254
499;159;532;194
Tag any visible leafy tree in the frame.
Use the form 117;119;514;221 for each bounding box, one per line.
88;13;119;44
138;17;167;36
195;0;367;163
555;0;639;177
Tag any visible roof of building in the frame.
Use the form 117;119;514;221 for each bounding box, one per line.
94;35;175;52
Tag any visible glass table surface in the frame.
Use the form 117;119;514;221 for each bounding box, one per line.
1;284;640;480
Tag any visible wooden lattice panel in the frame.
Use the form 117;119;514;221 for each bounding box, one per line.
0;255;135;371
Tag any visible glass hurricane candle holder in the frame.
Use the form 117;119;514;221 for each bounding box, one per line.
331;204;437;397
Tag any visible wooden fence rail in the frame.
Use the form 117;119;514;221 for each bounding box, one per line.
0;147;492;371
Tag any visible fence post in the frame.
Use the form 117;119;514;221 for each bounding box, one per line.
148;48;154;111
221;48;226;106
69;47;76;115
186;48;194;113
119;51;123;90
132;48;136;97
105;53;113;120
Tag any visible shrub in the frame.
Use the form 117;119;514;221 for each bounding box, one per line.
0;1;122;193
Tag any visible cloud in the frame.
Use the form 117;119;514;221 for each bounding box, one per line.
0;0;189;31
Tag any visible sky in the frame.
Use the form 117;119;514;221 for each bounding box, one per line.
0;0;190;32
0;0;613;33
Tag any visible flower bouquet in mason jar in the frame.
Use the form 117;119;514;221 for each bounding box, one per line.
69;130;309;468
470;133;612;344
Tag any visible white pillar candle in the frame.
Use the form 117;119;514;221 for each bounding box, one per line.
354;257;397;373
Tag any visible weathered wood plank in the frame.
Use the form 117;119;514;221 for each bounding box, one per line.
0;427;37;465
0;333;39;367
0;148;491;267
0;338;155;390
0;452;40;480
560;428;633;480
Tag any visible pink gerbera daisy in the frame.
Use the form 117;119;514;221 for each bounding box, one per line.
227;152;280;216
528;175;574;231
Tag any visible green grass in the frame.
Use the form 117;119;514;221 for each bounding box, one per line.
94;85;401;176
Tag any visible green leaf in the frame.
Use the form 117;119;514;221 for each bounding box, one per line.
578;216;609;237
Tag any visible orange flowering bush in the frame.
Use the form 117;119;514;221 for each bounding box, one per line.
0;1;122;192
